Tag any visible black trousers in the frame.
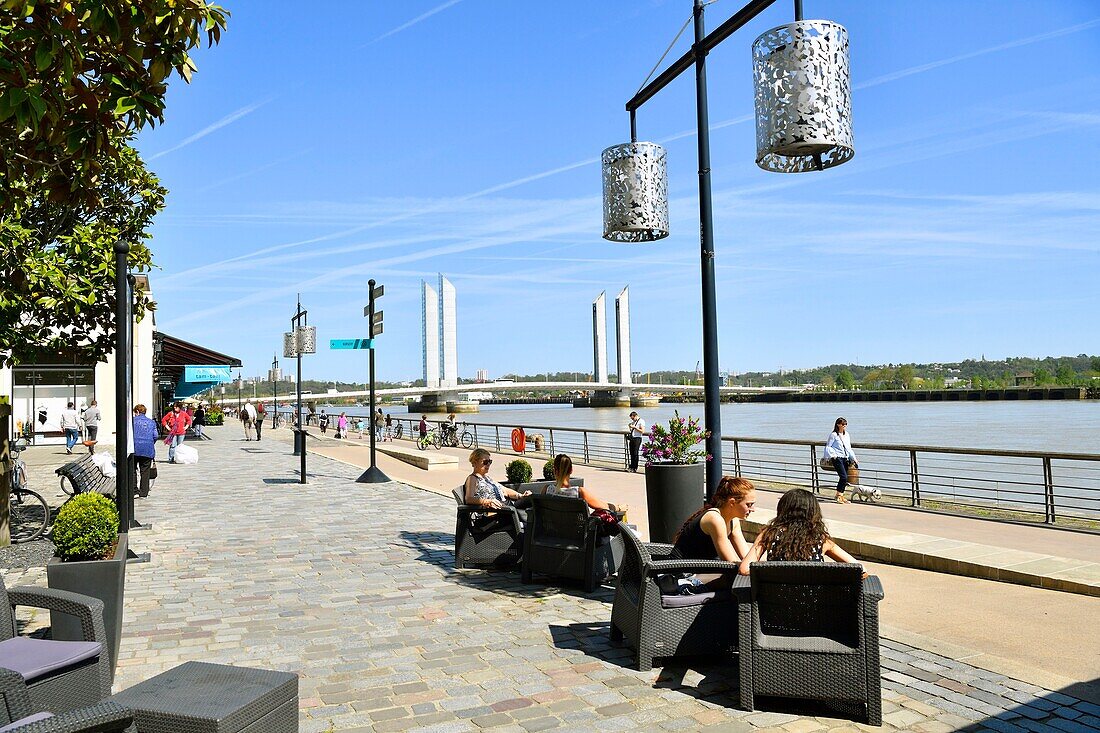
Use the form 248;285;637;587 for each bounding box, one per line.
629;436;642;471
255;419;262;440
135;456;153;497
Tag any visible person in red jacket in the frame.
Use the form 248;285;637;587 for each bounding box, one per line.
161;403;193;463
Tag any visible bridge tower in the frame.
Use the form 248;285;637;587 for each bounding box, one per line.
592;291;608;383
616;286;631;389
421;280;439;388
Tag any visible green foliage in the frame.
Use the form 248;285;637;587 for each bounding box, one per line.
835;369;855;390
542;459;555;481
0;135;162;366
505;459;532;485
0;0;229;209
641;410;709;465
52;493;119;561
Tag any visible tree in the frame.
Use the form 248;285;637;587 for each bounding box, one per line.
0;0;229;210
835;368;855;390
1;135;164;366
1032;368;1053;386
896;365;915;389
1055;365;1076;385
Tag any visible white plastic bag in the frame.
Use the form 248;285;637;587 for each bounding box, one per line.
174;444;199;465
90;452;116;478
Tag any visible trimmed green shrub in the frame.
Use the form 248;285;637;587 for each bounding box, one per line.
505;458;532;485
542;460;555;480
52;493;119;561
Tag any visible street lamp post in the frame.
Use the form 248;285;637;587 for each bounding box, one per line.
603;0;852;499
235;372;242;412
113;240;132;535
270;355;280;429
287;296;316;484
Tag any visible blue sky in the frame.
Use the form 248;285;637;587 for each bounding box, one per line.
136;1;1100;383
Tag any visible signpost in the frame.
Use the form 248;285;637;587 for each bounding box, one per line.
329;339;374;350
357;280;390;484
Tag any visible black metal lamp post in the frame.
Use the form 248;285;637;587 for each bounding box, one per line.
287;296;315;484
270;355;279;429
113;241;132;535
603;0;853;499
235;372;242;412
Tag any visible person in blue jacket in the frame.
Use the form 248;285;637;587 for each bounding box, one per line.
132;404;159;498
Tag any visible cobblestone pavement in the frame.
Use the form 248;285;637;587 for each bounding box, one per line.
5;427;1099;732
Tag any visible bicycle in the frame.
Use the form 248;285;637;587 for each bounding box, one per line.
416;428;443;451
457;422;477;449
7;438;51;543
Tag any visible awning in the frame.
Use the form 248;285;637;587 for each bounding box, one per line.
154;333;242;400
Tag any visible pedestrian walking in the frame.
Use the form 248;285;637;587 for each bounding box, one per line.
337;412;349;439
824;417;858;504
627;411;646;472
374;408;385;441
242;400;257;441
60;402;83;454
384;413;393;441
82;400;101;446
319;410;329;435
132;404;158;497
192;404;206;438
161;403;192;463
255;402;266;441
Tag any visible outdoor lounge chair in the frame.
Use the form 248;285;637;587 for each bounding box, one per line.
737;562;884;725
452;487;523;569
0;578;112;719
521;493;624;592
0;669;132;732
609;525;743;671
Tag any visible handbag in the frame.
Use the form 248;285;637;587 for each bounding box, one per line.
148;461;159;480
819;456;835;470
591;508;621;537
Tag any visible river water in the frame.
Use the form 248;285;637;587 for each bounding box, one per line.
315;401;1100;455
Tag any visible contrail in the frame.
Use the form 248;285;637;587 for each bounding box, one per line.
148;98;273;160
373;0;463;44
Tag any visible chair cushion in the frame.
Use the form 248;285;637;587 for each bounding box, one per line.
660;589;734;609
0;713;54;731
0;636;102;682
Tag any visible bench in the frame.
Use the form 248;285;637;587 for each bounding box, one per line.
56;455;114;498
110;661;298;733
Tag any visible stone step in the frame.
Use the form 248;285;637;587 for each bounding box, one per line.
377;444;459;471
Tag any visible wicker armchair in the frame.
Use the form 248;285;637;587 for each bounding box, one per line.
0;668;132;732
737;562;884;725
0;578;111;719
521;494;623;592
452;487;523;569
609;526;743;671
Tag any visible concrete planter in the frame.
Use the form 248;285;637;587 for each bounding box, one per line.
503;478;584;494
47;532;127;680
644;462;705;543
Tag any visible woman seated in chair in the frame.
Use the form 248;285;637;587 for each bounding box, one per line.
464;448;533;517
548;454;619;513
738;488;861;575
666;477;756;592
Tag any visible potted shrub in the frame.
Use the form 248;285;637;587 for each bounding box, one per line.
46;493;127;678
504;458;533;486
206;404;225;426
542;460;555;480
641;411;709;543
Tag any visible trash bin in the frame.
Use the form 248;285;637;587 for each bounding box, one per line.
293;429;306;456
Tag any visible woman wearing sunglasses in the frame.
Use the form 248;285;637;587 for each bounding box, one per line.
464;448;533;516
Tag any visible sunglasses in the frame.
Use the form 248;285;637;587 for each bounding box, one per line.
481;459;493;466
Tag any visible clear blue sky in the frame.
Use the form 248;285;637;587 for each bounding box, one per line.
136;0;1100;383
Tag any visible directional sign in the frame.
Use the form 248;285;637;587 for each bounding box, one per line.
329;339;374;350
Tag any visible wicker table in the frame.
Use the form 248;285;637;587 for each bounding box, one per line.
110;661;298;733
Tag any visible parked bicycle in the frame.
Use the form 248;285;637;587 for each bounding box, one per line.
416;427;443;451
7;438;50;543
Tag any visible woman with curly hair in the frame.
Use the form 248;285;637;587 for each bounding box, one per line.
738;488;861;575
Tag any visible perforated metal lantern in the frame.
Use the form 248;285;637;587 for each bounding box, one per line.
296;326;317;354
283;331;298;358
601;141;669;242
268;368;281;382
753;20;853;173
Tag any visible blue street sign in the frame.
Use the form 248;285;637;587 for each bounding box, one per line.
330;339;374;350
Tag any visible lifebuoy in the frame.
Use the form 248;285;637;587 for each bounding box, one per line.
511;428;525;453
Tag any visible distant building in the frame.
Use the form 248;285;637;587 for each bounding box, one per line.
459;391;492;401
1014;372;1035;387
944;376;966;388
475;369;489;383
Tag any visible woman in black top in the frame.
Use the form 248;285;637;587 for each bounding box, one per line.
668;477;757;590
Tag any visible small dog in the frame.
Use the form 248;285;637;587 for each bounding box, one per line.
848;482;882;502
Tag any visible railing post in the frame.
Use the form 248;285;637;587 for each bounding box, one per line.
624;434;630;470
910;450;920;507
733;439;741;475
1043;456;1055;524
548;429;555;457
810;445;819;493
583;431;590;464
495;426;500;451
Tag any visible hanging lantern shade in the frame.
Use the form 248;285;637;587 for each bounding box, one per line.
268;368;281;382
283;331;298;358
601;141;669;242
296;326;317;354
752;20;853;173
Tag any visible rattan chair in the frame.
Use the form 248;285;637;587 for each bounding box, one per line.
452;487;523;569
0;579;111;719
737;562;884;725
609;526;743;671
521;494;623;592
0;668;131;732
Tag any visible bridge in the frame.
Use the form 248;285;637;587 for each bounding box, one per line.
256;381;803;410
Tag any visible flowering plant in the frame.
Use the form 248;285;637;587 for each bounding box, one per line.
641;411;710;465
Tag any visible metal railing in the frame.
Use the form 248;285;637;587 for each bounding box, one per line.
385;417;1100;530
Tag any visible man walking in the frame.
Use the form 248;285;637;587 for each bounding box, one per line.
192;404;206;439
161;403;192;463
132;404;158;497
60;402;82;454
242;400;257;441
82;400;101;447
627;411;646;473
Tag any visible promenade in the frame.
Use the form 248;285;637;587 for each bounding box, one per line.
4;425;1100;732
